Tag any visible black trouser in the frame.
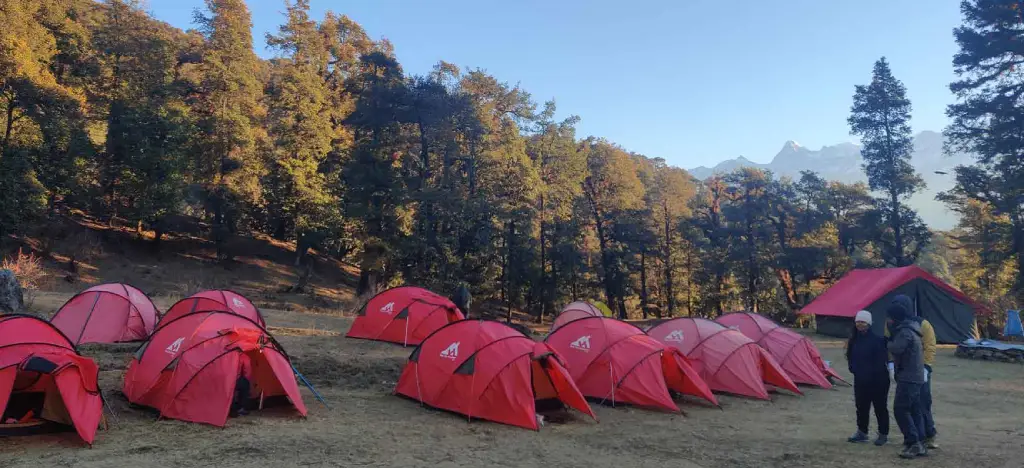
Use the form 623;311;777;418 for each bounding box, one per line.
893;381;923;446
230;376;251;416
854;376;889;436
920;364;936;439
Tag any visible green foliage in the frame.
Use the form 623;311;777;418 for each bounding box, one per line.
264;0;338;250
849;57;930;266
944;0;1024;301
0;152;47;236
1;0;1017;320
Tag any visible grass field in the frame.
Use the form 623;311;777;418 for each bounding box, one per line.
2;291;1023;468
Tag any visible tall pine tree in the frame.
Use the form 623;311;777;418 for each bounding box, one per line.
849;57;930;266
193;0;267;260
944;0;1024;301
265;0;338;266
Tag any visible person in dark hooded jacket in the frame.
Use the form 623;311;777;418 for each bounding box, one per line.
846;310;889;446
887;295;927;458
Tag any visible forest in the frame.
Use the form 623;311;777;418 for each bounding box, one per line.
0;0;1020;325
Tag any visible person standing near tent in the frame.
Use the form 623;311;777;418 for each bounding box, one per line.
231;353;254;417
887;297;927;459
911;306;938;450
846;310;890;446
453;283;472;318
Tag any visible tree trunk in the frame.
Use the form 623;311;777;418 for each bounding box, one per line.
891;190;904;266
584;181;616;313
272;218;288;240
294;256;314;293
640;249;649;319
502;220;512;323
685;244;693;316
538;194;547;323
417;117;431;184
776;269;798;310
663;202;675;314
745;215;758;312
357;269;374;296
2;96;15;154
294;233;307;267
1014;216;1024;303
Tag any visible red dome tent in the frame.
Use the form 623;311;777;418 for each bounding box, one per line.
545;317;717;412
122;311;306;426
550;301;604;333
715;312;840;389
0;315;103;445
800;266;983;343
648;318;800;400
50;283;159;345
347;286;465;346
160;290;264;327
395;320;595;430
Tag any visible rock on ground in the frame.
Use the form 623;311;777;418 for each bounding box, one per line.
0;269;24;313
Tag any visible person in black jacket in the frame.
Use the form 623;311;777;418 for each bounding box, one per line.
888;297;928;459
846;310;889;446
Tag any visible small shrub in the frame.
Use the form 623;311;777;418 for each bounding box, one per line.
2;249;46;290
2;248;47;308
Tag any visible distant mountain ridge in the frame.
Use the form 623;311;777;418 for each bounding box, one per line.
687;131;972;230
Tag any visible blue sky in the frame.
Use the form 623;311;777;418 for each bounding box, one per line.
145;0;963;169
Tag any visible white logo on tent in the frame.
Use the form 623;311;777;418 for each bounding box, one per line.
231;297;245;308
440;342;460;360
165;337;185;355
569;335;591;352
664;329;685;343
380;302;395;314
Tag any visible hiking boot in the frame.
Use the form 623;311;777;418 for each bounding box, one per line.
899;442;926;459
873;434;888;446
237;407;249;416
847;431;869;443
924;437;939;450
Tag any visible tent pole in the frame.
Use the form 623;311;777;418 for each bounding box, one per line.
292;365;329;409
99;389;119;426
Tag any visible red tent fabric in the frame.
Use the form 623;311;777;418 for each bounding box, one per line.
160;290;264;327
800;266;982;318
347;286;465;346
647;318;800;400
50;283;159;345
394;320;595;430
545;316;717;412
0;315;103;445
550;301;604;333
123;311;306;426
715;313;839;388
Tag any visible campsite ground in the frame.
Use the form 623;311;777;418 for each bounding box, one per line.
2;292;1023;468
2;225;1023;468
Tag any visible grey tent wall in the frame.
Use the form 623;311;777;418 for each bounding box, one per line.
815;316;854;339
858;278;979;344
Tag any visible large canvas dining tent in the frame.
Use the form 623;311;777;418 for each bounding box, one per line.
800;266;983;343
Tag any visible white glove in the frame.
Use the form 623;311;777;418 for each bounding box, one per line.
923;368;929;383
887;362;895;380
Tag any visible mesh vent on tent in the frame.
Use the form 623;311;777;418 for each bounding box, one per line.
22;356;58;374
454;356;476;375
